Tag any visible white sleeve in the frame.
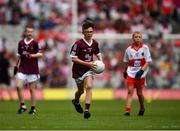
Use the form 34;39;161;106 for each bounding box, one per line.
145;46;152;62
123;49;128;62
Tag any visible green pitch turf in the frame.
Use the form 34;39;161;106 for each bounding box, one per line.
0;100;179;130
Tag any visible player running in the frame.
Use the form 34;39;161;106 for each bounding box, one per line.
70;20;103;119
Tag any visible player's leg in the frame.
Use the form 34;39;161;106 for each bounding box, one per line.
136;88;145;116
124;76;135;116
124;85;134;116
72;82;84;113
136;79;145;116
83;76;93;119
27;74;40;114
28;81;37;114
16;78;26;114
75;82;84;101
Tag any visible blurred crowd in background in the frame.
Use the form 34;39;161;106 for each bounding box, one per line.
0;0;180;89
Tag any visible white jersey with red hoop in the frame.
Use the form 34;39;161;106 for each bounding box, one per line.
123;43;152;78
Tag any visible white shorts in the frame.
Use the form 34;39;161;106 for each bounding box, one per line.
75;70;94;84
16;72;40;83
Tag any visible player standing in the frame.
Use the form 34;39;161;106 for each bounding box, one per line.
70;21;103;119
15;26;43;115
123;31;152;116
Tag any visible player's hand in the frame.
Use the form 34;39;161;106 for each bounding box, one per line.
135;69;144;79
123;71;127;79
13;66;18;75
21;53;31;59
26;54;32;59
89;62;97;70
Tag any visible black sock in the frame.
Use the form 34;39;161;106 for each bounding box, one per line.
20;103;25;107
31;106;35;110
85;104;90;111
74;99;79;104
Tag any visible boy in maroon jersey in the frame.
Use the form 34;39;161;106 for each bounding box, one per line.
14;26;43;115
70;21;103;119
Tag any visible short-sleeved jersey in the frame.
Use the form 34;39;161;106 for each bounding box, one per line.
123;43;152;78
70;38;100;78
18;38;39;74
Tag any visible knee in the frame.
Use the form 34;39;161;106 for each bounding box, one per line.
137;92;143;97
29;87;33;93
16;86;21;91
29;86;35;92
85;84;92;90
128;91;133;96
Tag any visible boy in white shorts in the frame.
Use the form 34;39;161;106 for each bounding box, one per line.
14;26;43;115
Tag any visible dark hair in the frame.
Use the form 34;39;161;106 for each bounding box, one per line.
82;20;94;30
25;25;34;30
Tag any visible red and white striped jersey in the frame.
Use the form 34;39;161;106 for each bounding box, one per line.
123;43;152;78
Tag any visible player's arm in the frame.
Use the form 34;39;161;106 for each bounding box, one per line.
15;55;20;66
141;46;152;71
135;62;150;79
123;62;128;79
21;52;43;59
94;42;102;61
96;53;103;61
14;43;22;75
136;61;150;76
14;56;21;75
71;57;95;69
141;62;150;71
29;42;43;58
135;46;152;79
29;52;43;58
123;49;129;79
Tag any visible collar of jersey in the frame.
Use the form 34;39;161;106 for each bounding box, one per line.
82;38;93;46
131;42;143;51
24;38;34;45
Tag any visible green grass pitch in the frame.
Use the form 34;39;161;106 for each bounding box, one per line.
0;100;179;130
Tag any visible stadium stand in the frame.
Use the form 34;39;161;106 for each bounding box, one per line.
0;0;179;89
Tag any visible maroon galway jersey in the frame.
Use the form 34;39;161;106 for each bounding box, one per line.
70;39;100;78
18;39;40;74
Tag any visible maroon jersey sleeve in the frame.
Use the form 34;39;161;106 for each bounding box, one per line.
70;41;80;57
18;41;22;56
93;40;100;55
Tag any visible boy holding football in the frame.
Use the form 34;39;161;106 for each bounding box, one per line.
70;20;103;119
123;31;152;116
